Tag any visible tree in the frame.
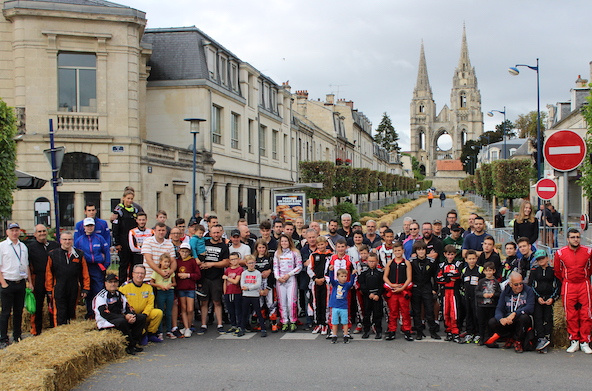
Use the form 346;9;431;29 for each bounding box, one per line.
374;112;400;152
578;86;592;198
495;119;516;139
0;98;17;220
460;139;480;174
515;111;547;138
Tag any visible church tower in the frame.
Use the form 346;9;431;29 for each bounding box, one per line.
409;26;483;176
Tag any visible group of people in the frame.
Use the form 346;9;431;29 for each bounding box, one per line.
1;189;591;357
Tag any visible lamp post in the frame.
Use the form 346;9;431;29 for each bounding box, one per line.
508;59;541;181
184;118;206;217
487;106;507;159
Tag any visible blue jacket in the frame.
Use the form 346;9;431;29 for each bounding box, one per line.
75;233;110;269
329;272;356;309
495;283;534;321
74;218;111;246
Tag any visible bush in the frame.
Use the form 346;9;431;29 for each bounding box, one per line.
333;201;359;223
397;198;411;204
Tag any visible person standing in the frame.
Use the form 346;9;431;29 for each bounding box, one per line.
74;202;111;245
439;192;446;207
45;232;90;326
554;228;592;354
513;201;538;245
26;224;59;335
0;223;32;348
495;207;507;229
112;189;139;282
427;190;434;208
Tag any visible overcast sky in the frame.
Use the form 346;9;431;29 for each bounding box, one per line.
125;0;592;151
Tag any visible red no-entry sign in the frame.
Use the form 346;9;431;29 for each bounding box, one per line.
581;214;589;231
535;178;557;200
544;130;587;172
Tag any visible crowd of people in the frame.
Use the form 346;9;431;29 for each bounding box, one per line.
1;188;591;357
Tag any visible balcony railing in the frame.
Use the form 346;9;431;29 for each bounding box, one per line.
57;113;99;132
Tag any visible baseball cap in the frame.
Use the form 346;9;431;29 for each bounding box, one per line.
352;222;362;227
179;242;191;250
230;229;240;237
7;222;20;230
83;218;95;226
534;249;548;260
105;273;119;282
450;223;461;231
433;219;442;225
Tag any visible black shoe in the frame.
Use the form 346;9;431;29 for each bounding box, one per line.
445;332;453;341
343;335;350;344
430;331;441;340
416;331;425;340
331;335;338;344
133;346;144;353
375;332;383;340
404;331;414;341
385;332;395;341
125;347;136;355
362;331;370;339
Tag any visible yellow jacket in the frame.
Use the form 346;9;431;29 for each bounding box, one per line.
119;281;155;315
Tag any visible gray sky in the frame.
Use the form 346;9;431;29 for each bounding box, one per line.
125;0;592;151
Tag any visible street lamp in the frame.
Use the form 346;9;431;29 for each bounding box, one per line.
184;118;206;217
508;59;541;181
487;106;507;159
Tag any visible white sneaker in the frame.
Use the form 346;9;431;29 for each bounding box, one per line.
312;325;322;334
581;342;592;354
321;325;328;335
566;340;580;353
184;328;192;338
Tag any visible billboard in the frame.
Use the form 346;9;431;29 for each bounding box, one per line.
274;193;306;222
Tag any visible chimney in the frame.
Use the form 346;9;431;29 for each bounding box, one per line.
325;94;335;105
575;75;588;88
281;80;291;92
295;90;308;98
344;100;354;109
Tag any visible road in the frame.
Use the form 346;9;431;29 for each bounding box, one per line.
389;196;456;232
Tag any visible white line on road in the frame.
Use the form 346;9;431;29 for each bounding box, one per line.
217;333;256;340
280;333;320;340
549;146;581;155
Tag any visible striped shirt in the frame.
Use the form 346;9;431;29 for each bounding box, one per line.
141;237;175;281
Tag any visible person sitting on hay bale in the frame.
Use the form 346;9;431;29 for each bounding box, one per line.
93;273;145;355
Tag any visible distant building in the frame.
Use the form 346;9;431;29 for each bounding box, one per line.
477;138;528;165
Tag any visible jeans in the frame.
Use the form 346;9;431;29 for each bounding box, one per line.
155;289;174;333
0;279;26;342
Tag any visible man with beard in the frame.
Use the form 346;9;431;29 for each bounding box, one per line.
462;216;487;259
325;219;345;252
420;222;443;262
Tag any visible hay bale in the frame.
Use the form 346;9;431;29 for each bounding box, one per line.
552;298;569;348
0;320;127;391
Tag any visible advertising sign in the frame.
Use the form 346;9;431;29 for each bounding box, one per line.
274;193;306;222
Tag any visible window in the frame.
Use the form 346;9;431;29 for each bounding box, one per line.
231;113;240;149
263;84;270;109
271;89;277;112
156;191;161;212
230;63;239;92
219;55;228;86
259;125;267;157
460;92;467;108
248;119;254;153
272;130;279;160
419;104;425;113
205;47;216;79
58;192;75;228
491;150;498;161
258;80;264;107
284;135;288;163
60;152;100;180
58;53;96;112
212;105;222;144
419;131;425;150
509;148;517;157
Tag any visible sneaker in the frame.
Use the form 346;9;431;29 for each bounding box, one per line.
289;323;297;332
362;331;370;339
271;324;279;333
140;334;148;346
452;334;461;343
581;342;592;354
260;330;267;338
462;334;473;344
331;335;338;344
312;325;322;334
385;331;395;341
174;328;185;338
321;325;328;335
403;331;414;341
344;335;351;344
539;346;548;354
536;337;550;351
148;334;164;343
226;326;237;334
195;288;207;298
236;328;245;337
0;341;9;349
195;326;206;336
133;346;144;353
416;331;425;340
444;332;453;341
503;339;515;349
166;331;176;340
514;341;523;353
217;326;225;335
567;340;580;353
353;323;363;334
281;324;289;332
485;333;500;345
251;325;261;332
183;328;192;338
375;332;382;340
305;323;313;331
125;346;136;355
430;331;441;340
485;342;499;348
473;335;481;345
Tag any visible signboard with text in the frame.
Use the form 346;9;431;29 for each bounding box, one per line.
274;193;306;222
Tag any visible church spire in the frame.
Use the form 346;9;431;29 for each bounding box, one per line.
414;40;433;98
457;24;472;71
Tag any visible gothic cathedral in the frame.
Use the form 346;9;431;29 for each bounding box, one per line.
409;26;483;177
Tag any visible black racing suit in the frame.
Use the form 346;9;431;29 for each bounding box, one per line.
26;239;59;334
410;256;438;333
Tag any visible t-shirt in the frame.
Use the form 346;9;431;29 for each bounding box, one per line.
151;270;175;291
224;266;243;295
203;240;230;280
228;243;251;260
141;237;176;281
462;232;487;253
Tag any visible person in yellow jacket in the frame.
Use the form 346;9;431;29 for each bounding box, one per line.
119;264;163;343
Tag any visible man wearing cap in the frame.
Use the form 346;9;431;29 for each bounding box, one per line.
228;228;251;261
74;202;111;246
0;223;32;348
26;224;59;335
46;231;91;325
346;222;370;247
75;218;111;319
554;228;592;353
432;220;445;240
442;223;464;262
119;264;163;343
93;273;145;355
238;224;256;253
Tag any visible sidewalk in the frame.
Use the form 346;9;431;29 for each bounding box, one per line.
390;198;456;231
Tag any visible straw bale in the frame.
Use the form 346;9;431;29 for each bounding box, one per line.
552;298;569;348
0;320;126;391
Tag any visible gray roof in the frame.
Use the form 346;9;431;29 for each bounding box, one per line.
3;0;145;18
12;0;128;7
143;26;240;82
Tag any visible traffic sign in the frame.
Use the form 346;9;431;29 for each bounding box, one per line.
581;214;589;231
535;178;557;200
543;130;586;172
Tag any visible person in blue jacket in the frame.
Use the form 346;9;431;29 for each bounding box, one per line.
75;218;110;319
74;202;111;246
485;271;534;352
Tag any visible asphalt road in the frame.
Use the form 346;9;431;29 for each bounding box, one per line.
389;196;456;232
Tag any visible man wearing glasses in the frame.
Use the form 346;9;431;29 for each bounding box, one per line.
554;228;592;354
485;271;534;352
403;222;422;260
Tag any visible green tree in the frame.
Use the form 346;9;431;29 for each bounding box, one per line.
495;119;516;139
515;111;547;138
374;112;400;152
460;139;480;174
578;86;592;198
0;99;17;220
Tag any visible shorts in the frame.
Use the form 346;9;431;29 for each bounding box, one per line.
332;308;348;325
177;290;196;299
198;278;223;303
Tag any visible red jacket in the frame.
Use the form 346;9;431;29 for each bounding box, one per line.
554;245;592;284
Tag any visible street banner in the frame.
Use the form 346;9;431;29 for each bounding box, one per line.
274;193;306;222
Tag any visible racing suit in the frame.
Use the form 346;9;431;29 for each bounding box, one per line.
436;260;462;334
273;249;302;324
75;232;110;318
93;288;145;349
385;259;412;333
410;256;439;333
307;250;332;326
